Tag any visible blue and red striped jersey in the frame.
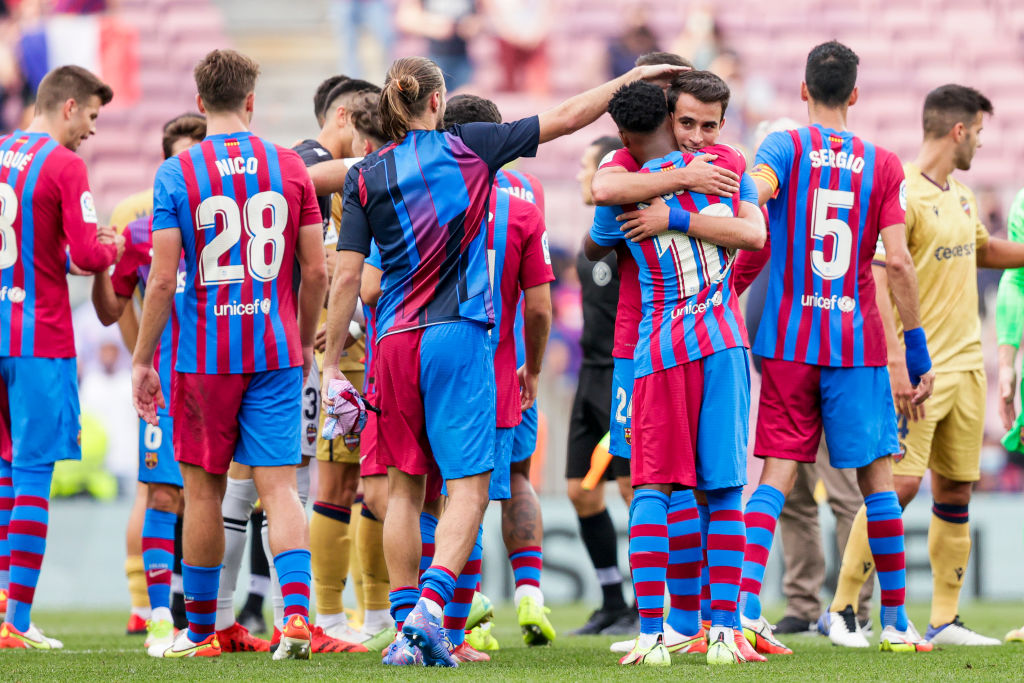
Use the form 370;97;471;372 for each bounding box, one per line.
337;117;540;341
152;131;322;374
590;146;750;377
361;241;382;396
110;217;184;415
488;188;554;428
750;124;905;367
495;168;545;370
495;168;545;215
0;130;116;358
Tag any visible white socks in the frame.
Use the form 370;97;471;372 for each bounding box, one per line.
514;584;544;608
216;477;258;631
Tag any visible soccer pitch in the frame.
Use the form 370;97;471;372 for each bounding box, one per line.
7;603;1024;681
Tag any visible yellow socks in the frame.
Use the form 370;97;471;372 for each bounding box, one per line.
125;555;149;614
310;502;351;617
929;502;971;627
832;504;874;612
357;504;391;614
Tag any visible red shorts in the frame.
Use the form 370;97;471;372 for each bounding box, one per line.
754;358;899;469
358;404;387;478
172;369;302;475
631;362;702;487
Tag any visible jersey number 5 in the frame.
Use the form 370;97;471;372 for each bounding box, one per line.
810;188;855;281
197;191;288;286
0;184;19;270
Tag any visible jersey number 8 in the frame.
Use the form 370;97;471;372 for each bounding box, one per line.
0;184;19;270
197;191;288;286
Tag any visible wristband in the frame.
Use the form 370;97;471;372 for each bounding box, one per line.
669;207;691;234
903;326;932;384
348;320;364;341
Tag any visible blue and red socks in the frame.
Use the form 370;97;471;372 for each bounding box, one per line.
443;526;482;646
389;586;420;629
183;562;221;643
628;489;669;635
141;508;177;620
0;458;12;592
666;490;701;636
738;483;785;621
706;486;745;629
509;545;543;605
274;548;312;625
865;490;908;630
697;500;710;622
419;565;457;618
419;512;438;582
7;463;53;632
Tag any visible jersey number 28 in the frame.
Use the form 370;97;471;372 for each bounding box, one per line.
198;191;288;286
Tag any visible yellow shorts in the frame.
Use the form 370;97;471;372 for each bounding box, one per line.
894;369;984;482
316;367;365;464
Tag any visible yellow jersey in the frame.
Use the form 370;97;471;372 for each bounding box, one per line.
317;194;365;373
877;163;988;371
110;188;154;232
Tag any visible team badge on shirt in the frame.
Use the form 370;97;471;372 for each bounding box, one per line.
305;422;317;446
960;196;971;216
624;427;632;445
145;451;159;469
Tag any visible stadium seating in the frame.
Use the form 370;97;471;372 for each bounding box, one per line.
86;0;1023;244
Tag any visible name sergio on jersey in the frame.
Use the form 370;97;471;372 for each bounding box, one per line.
215;298;272;317
808;149;865;173
934;241;976;261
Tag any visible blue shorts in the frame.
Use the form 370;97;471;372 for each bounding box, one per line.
376;321;495;483
511;403;538;463
489;426;515;500
138;414;183;487
631;347;749;490
173;367;303;475
755;358;900;469
694;347;750;490
609;357;633;458
0;356;80;466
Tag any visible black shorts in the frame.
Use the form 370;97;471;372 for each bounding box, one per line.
565;364;630;480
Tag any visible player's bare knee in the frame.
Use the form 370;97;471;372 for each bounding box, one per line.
568;479;604;516
931;472;972;507
147;483;180;513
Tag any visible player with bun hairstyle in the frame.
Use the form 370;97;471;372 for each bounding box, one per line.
321;54;685;667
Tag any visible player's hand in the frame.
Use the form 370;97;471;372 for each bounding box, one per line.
302;344;314;381
911;368;935;406
999;364;1017;431
114;232;126;262
634;63;691;89
889;359;925;422
97;225;116;245
131;363;164;426
617;197;670;242
321;363;342;414
314;324;328;353
67;259;88;276
681;155;741;197
518;364;539;412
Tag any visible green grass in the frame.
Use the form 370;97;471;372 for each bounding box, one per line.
6;603;1024;681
